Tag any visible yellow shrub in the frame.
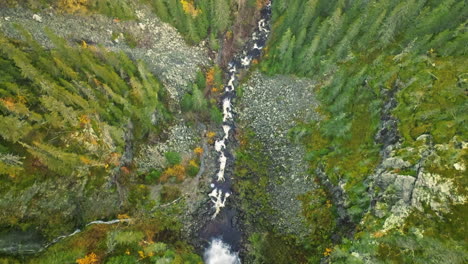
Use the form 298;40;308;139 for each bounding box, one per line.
160;164;186;183
117;213;130;219
189;159;199;168
76;252;98;264
323;248;332;256
180;0;201;17
194;147;203;155
58;0;89;14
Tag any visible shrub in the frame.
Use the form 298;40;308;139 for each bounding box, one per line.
143;242;167;256
76;252;99;264
112;231;144;245
160;165;185;183
180;93;193;112
210;106;223;124
145;169;162;183
186;160;199;177
164;151;181;166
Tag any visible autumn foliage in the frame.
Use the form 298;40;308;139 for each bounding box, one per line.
205;67;216;88
160;164;185;183
194;147;203;155
58;0;89;13
180;0;201;17
76;252;99;264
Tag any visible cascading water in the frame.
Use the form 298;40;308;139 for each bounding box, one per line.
204;239;241;264
202;2;271;263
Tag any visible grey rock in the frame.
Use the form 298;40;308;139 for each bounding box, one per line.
238;71;318;238
382;157;410;170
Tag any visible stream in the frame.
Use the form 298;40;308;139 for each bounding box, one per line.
0;2;272;262
201;2;272;263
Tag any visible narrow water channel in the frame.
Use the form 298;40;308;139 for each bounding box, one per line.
201;2;272;263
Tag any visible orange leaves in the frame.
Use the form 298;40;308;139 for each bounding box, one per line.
76;252;98;264
107;152;121;166
120;166;131;175
180;0;201;17
373;231;386;238
93;78;102;87
0;98;15;111
117;213;130;219
160;164;186;183
79;115;91;125
256;0;269;9
206;67;216;88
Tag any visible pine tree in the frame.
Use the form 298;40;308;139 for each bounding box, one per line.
213;0;231;34
0;115;32;143
191;85;207;112
152;0;171;22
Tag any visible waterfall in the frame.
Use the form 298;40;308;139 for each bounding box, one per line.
204;239;241;264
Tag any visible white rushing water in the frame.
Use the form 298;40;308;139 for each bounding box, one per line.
205;2;271;263
204;239;241;264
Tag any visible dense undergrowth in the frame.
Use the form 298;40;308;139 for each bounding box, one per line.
1;206;202;264
0;27;169;193
0;22;205;264
259;0;467;262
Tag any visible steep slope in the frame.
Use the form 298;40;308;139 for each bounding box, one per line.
249;0;467;262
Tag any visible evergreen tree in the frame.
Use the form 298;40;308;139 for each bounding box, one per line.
0;115;32;143
213;0;231;34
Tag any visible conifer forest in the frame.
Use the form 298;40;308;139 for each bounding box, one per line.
0;0;466;263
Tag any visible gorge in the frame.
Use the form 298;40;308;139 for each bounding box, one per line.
0;0;466;263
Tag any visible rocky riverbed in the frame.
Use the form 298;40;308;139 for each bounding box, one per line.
238;71;319;237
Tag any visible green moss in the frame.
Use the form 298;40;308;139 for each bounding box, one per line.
234;130;274;227
248;232;308;264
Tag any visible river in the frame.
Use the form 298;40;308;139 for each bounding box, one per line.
201;2;272;263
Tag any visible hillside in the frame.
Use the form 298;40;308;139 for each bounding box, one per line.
0;0;466;263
